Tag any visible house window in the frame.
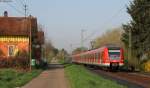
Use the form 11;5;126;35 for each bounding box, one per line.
8;45;15;56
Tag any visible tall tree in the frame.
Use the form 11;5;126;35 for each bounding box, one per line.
122;0;150;59
45;40;58;63
72;47;88;54
56;49;68;59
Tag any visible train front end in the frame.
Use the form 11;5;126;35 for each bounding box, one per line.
107;47;124;69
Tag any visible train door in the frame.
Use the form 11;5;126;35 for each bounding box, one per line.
101;51;104;64
94;53;96;63
91;54;93;64
95;52;99;64
90;54;92;64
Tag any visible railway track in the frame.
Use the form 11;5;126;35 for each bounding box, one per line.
86;66;150;88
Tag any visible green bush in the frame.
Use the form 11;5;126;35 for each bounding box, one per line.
0;57;30;69
140;60;150;72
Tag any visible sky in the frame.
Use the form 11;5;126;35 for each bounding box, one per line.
0;0;132;52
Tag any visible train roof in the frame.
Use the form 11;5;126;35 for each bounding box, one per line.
72;45;121;57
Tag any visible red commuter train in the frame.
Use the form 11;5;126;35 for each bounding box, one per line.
71;45;124;69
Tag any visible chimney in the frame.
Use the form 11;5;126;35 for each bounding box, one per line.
4;11;8;17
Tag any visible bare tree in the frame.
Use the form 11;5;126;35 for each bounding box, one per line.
93;27;123;48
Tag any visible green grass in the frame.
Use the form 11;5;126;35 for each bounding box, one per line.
65;64;127;88
0;69;42;88
58;58;65;64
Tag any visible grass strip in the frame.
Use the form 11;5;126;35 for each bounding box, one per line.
65;64;127;88
0;69;42;88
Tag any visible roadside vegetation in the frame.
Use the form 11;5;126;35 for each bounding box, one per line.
121;0;150;72
58;58;65;64
0;69;42;88
45;40;59;63
65;64;126;88
57;49;69;64
93;28;123;48
89;0;150;72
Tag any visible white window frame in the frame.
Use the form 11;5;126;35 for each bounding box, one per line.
8;45;15;57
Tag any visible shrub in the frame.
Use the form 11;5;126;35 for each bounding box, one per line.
0;57;30;70
143;60;150;72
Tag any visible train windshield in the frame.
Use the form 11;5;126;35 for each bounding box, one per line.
108;50;120;60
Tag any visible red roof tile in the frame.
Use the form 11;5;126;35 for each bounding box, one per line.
0;16;37;36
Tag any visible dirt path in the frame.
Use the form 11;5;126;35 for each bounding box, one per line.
22;64;69;88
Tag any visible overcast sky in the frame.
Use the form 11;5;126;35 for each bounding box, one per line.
0;0;132;52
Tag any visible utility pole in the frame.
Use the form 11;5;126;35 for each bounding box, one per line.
24;4;27;18
23;3;31;71
81;29;85;52
128;29;132;62
29;15;32;71
90;41;95;49
70;44;73;54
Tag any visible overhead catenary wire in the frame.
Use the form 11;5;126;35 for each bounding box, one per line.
16;0;29;16
18;0;26;6
5;0;29;16
83;5;127;43
70;5;127;49
15;0;24;8
6;2;25;15
23;0;30;16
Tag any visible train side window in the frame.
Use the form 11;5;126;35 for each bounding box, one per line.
90;55;91;59
92;54;94;59
99;53;102;59
93;54;95;59
90;54;92;59
86;55;87;59
98;53;100;59
96;53;99;59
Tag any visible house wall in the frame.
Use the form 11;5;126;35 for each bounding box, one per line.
0;36;29;57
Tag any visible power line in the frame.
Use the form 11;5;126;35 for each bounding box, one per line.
17;0;25;6
15;0;24;8
23;0;30;17
71;5;127;49
83;5;126;42
81;29;86;49
6;2;24;15
16;0;29;17
6;0;29;17
12;0;25;13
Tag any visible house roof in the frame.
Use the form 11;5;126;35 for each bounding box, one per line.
0;16;37;36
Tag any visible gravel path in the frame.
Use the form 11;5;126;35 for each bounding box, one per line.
22;64;69;88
